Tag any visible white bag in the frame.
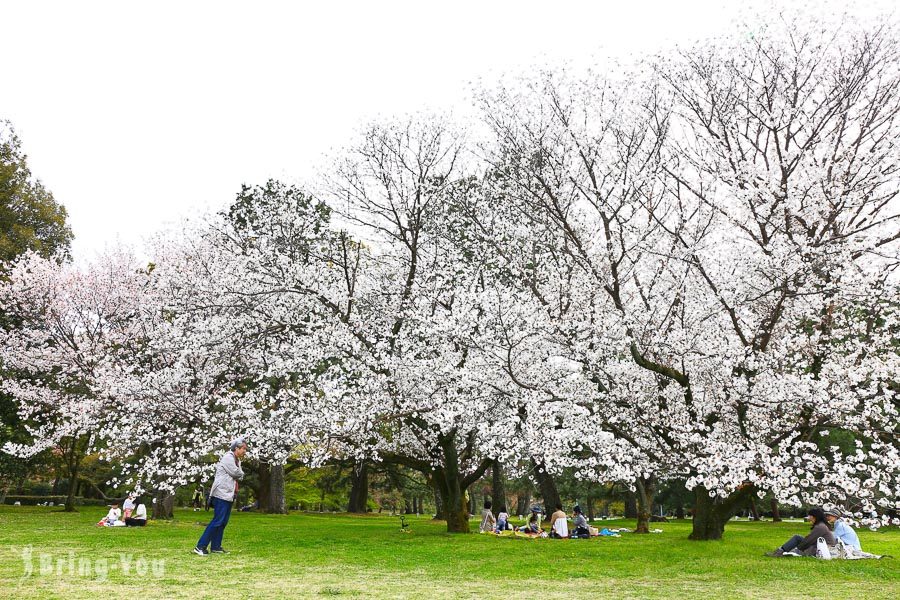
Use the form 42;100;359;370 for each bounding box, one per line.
816;537;832;560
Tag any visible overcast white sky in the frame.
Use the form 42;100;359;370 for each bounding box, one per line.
1;0;889;259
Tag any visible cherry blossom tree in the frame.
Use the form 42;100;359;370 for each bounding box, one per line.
0;249;148;510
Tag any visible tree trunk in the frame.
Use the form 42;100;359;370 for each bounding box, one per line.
438;438;470;533
265;464;287;514
256;463;272;512
432;484;445;520
0;482;9;504
491;460;507;511
634;475;656;534
412;497;418;514
348;461;369;513
64;437;82;512
404;497;412;514
51;474;60;495
516;492;529;517
15;475;26;495
675;504;685;519
531;459;561;511
624;492;638;519
152;490;175;519
586;495;595;521
770;498;782;522
689;485;753;540
748;495;760;521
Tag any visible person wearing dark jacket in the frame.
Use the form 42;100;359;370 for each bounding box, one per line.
767;507;836;557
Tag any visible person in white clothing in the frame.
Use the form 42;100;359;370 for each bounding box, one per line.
97;503;121;527
125;498;148;526
123;494;136;519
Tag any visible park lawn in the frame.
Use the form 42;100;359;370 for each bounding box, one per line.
0;506;897;599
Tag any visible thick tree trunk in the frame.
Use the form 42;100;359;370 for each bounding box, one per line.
256;463;272;512
0;482;9;504
152;490;175;520
348;461;369;513
531;460;561;511
491;460;507;511
266;464;287;514
64;437;82;512
438;437;470;533
586;495;595;521
689;485;753;540
770;498;782;522
624;492;638;519
675;504;685;519
634;476;656;534
51;474;60;495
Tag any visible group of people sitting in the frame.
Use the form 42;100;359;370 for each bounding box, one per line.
96;493;148;527
479;501;594;539
768;507;863;558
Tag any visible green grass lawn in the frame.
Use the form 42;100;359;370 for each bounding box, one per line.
0;506;897;599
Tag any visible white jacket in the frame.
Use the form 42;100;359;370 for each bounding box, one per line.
209;450;244;502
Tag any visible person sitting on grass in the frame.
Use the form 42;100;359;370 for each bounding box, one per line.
825;508;861;552
517;506;542;534
766;507;835;557
548;503;567;538
571;505;591;539
480;500;496;533
123;493;136;519
125;498;148;526
495;505;512;532
97;502;121;527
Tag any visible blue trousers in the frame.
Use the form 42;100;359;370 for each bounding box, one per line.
197;496;233;550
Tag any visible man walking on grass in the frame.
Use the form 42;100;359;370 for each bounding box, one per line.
193;438;247;556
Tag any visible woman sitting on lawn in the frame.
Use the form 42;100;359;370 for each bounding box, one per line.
517;506;542;534
125;498;148;526
571;505;591;539
825;508;861;552
479;500;496;533
495;505;512;532
767;507;836;557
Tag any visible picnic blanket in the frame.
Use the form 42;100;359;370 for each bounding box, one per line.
782;539;887;560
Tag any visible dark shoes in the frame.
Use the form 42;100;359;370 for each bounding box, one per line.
210;548;229;554
764;549;784;557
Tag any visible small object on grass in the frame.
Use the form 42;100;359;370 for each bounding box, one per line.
399;515;411;533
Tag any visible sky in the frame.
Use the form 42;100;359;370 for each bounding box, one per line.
1;0;888;259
